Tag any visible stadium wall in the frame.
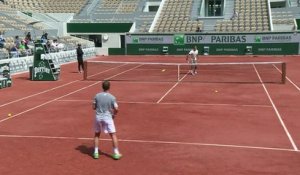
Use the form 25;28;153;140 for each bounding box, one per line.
125;32;300;55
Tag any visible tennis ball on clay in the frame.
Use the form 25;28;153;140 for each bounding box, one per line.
8;113;12;117
214;90;218;93
161;69;166;72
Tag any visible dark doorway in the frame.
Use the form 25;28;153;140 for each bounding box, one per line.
89;35;102;47
206;0;223;17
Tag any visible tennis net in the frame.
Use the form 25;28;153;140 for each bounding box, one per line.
83;61;286;84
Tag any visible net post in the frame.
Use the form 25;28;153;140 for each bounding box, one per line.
281;62;286;84
83;60;87;80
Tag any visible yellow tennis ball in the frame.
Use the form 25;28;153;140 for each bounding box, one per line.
161;69;166;72
8;113;12;117
214;90;218;93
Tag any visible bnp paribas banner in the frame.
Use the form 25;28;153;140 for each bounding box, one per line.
126;33;300;44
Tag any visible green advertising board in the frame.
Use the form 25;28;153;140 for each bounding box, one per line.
125;32;300;55
31;41;60;81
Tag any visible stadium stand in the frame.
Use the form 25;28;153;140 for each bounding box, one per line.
152;0;203;33
4;0;88;13
215;0;270;32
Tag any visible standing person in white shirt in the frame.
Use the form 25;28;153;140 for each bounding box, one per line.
186;46;199;75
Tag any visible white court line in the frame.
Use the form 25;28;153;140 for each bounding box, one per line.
273;65;300;92
0;64;129;108
0;65;142;124
86;63;129;79
253;65;298;151
0;134;297;153
0;80;79;108
57;99;272;108
156;73;189;103
0;81;100;123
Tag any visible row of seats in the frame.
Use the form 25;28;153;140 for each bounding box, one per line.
272;11;295;25
153;0;203;33
0;4;45;33
96;0;139;14
215;0;270;32
4;0;87;13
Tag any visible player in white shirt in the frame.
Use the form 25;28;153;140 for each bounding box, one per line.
186;46;199;75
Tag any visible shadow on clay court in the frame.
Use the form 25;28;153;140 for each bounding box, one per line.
75;145;112;159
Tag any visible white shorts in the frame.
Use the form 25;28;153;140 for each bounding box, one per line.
94;116;116;134
190;59;197;64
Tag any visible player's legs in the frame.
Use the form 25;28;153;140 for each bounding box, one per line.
109;132;122;160
93;132;101;159
194;60;198;74
93;119;103;159
78;59;83;73
191;60;197;75
104;118;122;159
80;61;84;71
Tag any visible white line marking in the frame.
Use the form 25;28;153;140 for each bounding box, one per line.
253;65;298;151
1;64;136;108
273;65;300;92
156;73;188;103
0;134;297;153
56;99;272;108
86;63;129;79
0;80;79;108
0;65;142;124
0;81;100;123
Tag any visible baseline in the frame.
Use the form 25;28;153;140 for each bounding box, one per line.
0;134;296;153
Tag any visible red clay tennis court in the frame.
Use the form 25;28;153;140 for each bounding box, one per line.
1;55;300;175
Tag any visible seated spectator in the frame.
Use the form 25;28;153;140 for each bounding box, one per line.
196;26;202;32
14;36;21;48
51;39;65;51
19;40;28;56
10;45;19;58
0;35;5;48
26;32;32;41
231;10;238;20
41;32;48;44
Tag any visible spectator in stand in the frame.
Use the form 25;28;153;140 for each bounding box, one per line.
41;32;48;44
19;40;27;56
196;26;202;32
0;34;5;48
10;45;19;58
26;32;32;41
14;36;21;49
231;10;238;20
51;39;65;52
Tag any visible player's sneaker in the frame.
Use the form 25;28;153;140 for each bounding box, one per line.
93;152;99;159
112;153;122;160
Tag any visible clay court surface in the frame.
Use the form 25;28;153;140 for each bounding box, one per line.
1;55;300;175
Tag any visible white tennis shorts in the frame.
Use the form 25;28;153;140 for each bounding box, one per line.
94;116;116;134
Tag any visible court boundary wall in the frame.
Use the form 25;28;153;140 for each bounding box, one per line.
122;32;300;55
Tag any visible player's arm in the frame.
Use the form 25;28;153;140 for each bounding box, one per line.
112;101;118;119
92;99;96;110
186;53;190;61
